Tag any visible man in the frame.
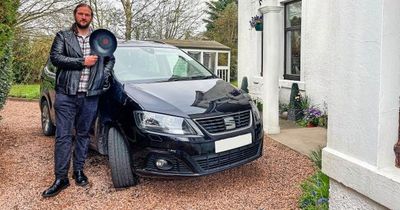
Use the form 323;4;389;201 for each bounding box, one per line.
42;3;115;197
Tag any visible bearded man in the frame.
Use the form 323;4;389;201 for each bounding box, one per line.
42;3;115;197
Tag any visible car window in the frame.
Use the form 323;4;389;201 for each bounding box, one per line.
113;46;213;82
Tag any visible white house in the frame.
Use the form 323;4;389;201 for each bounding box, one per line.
238;0;400;209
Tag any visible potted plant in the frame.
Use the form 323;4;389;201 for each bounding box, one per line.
249;15;263;31
304;107;323;127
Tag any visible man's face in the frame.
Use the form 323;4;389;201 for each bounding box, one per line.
74;6;92;29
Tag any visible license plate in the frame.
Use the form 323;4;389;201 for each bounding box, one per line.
215;133;252;153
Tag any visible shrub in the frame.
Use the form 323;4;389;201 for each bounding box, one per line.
0;0;18;111
240;76;249;93
299;148;329;209
12;34;53;84
288;83;303;121
299;170;330;210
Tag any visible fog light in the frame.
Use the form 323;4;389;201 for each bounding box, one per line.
155;159;173;170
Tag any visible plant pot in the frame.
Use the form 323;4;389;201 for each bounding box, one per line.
255;23;263;31
288;108;302;121
307;122;317;128
287;109;296;121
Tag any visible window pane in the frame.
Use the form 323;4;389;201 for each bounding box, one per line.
286;1;301;27
218;53;229;66
188;51;201;62
285;30;301;76
203;52;216;71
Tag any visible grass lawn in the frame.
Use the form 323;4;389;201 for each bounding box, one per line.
230;80;238;87
9;84;40;100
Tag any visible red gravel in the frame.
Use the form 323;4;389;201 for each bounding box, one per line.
0;100;315;209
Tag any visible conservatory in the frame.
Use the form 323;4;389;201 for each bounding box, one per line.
161;40;231;82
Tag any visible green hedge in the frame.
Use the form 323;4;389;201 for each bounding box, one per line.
0;0;18;110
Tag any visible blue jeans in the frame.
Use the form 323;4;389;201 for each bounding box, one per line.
54;93;99;179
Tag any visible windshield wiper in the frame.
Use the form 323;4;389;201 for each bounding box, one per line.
188;75;215;80
168;75;187;81
167;75;215;82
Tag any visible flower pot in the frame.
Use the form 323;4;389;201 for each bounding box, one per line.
307;122;317;128
255;23;263;31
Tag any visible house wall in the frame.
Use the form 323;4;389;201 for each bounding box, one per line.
329;180;386;210
301;0;331;107
238;0;330;107
238;0;262;97
321;0;400;209
239;0;400;209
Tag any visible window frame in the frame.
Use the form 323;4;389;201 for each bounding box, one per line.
284;0;302;81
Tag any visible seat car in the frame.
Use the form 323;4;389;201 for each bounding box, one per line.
40;40;264;188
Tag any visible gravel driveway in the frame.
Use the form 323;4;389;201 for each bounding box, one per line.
0;100;315;210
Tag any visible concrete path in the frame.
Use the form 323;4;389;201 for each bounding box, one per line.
268;126;327;157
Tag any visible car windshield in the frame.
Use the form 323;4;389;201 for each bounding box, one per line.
113;46;214;82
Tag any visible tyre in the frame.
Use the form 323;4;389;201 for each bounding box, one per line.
107;127;138;188
41;100;56;136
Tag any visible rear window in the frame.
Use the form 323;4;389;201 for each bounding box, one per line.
113;46;213;82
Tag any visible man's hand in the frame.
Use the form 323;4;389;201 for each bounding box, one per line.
84;55;98;67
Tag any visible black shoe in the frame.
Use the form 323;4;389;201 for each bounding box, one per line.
42;178;70;198
72;170;88;186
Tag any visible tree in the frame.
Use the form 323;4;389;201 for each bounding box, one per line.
148;0;204;40
118;0;205;40
203;0;237;31
205;2;238;81
16;0;82;37
0;0;19;111
119;0;156;40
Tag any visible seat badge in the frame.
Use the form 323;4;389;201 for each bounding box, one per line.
224;117;236;130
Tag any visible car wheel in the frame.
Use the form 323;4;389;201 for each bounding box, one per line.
107;127;138;188
41;100;55;136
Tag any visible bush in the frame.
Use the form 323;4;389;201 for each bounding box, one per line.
288;83;302;121
12;34;53;84
299;171;330;210
299;148;329;209
0;0;18;111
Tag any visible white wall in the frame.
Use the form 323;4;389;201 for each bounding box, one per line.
301;0;331;107
322;0;400;209
329;180;386;210
239;0;400;208
238;0;330;108
238;0;262;89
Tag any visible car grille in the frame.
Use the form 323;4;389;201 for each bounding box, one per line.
193;142;260;172
145;155;192;174
194;110;252;134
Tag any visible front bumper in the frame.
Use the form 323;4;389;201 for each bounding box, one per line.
132;124;264;177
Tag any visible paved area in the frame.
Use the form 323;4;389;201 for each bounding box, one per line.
269;120;327;156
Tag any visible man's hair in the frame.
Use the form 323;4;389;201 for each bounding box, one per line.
73;3;93;16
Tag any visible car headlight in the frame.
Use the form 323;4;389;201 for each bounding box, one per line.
250;101;262;123
134;111;197;135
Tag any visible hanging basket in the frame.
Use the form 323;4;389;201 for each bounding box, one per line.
255;22;263;31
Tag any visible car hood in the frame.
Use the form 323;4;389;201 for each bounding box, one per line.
123;79;251;118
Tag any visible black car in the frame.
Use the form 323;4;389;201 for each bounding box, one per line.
40;40;263;188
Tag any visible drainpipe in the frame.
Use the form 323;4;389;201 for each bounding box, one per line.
394;109;400;168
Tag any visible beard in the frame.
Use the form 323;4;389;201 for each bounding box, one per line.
75;19;91;29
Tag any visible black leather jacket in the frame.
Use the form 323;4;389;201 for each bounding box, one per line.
50;26;115;96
